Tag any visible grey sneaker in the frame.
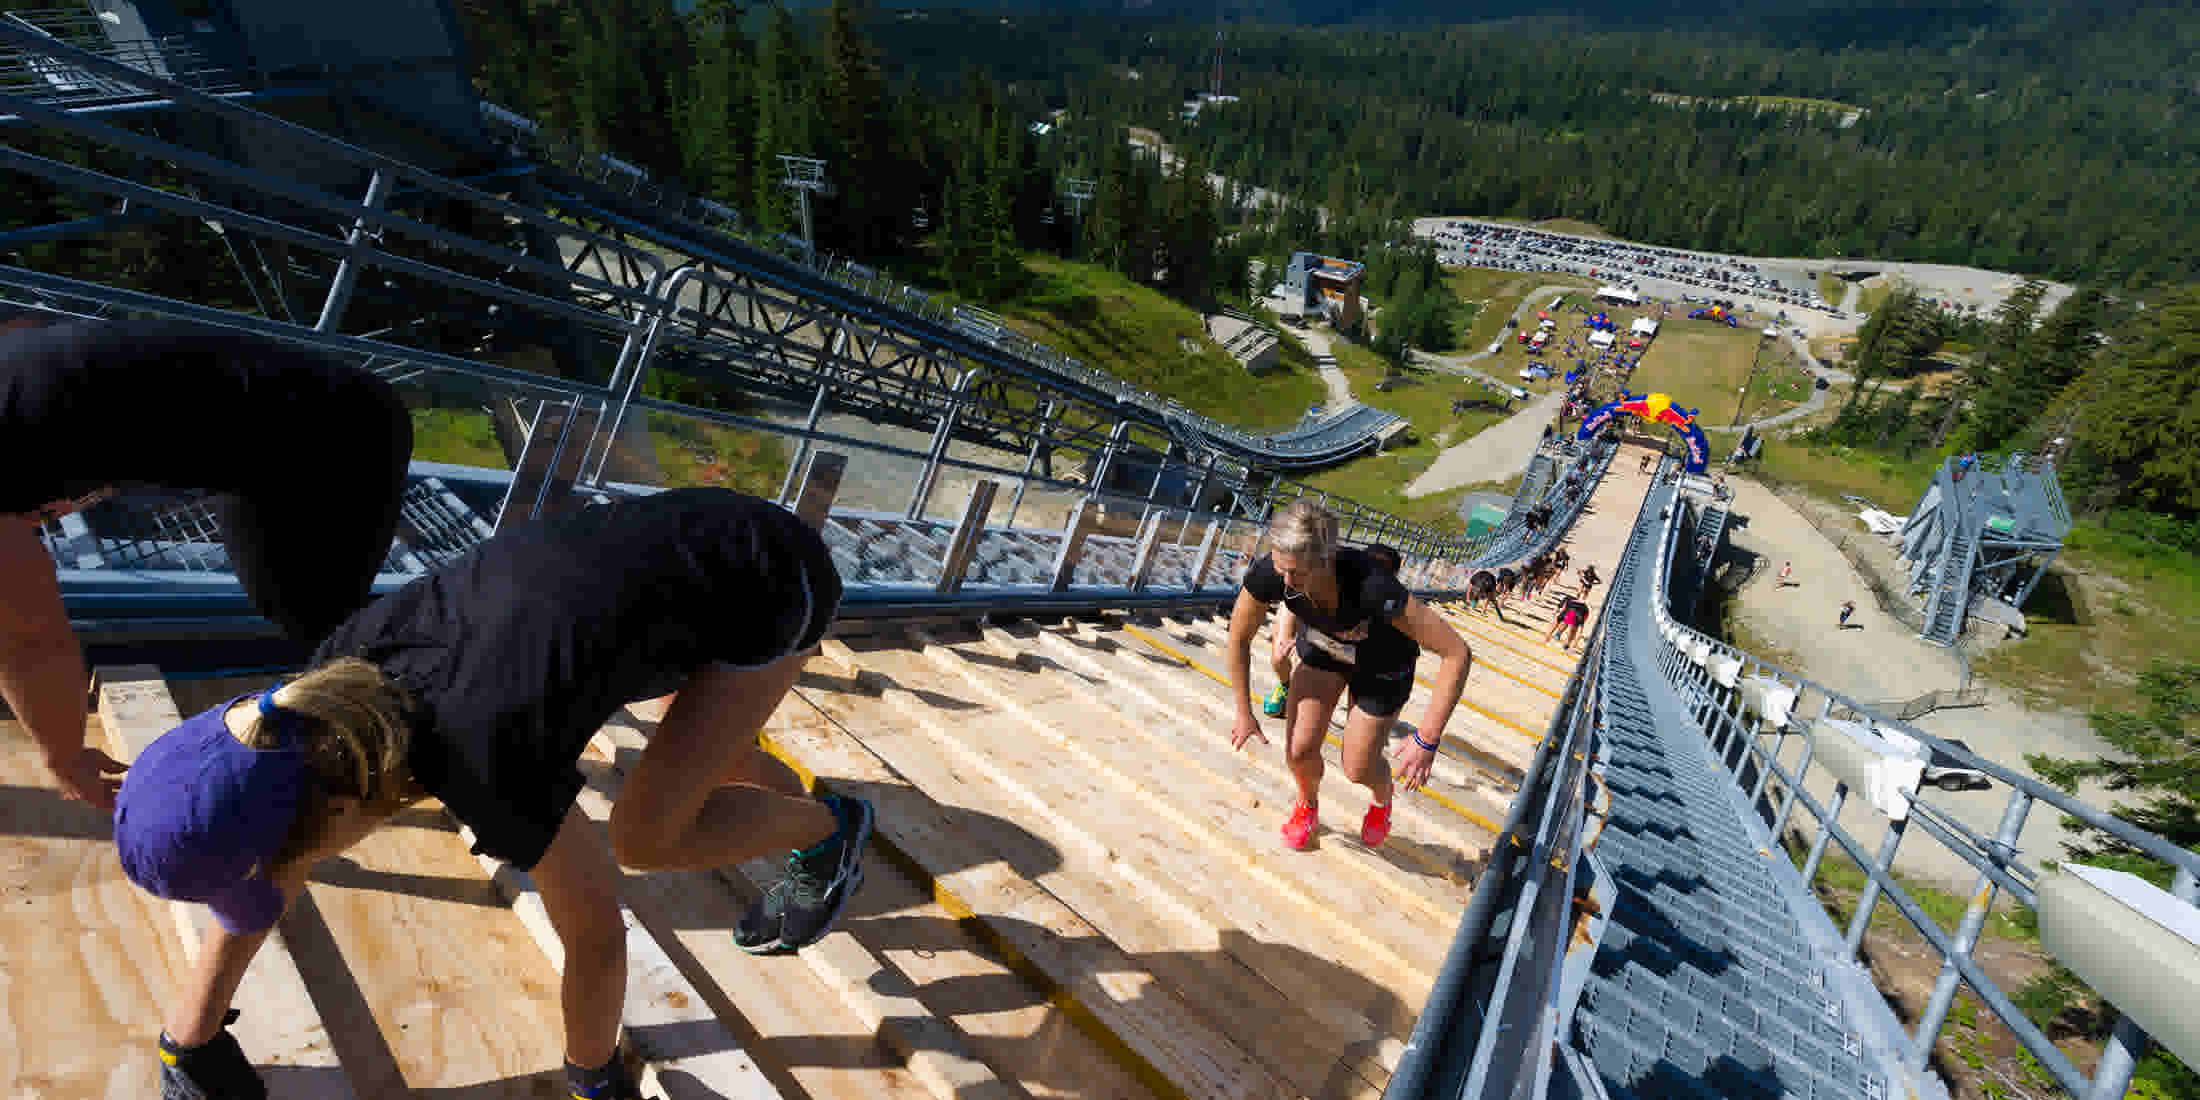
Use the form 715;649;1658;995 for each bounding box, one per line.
734;794;873;955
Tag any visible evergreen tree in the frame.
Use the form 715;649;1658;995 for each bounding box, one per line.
1162;152;1220;305
1968;286;2103;453
2066;284;2200;516
1840;286;1929;414
818;0;900;255
2028;660;2200;887
748;4;810;236
677;0;751;204
1937;278;2046;448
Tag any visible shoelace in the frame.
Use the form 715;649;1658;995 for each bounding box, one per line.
782;848;831;906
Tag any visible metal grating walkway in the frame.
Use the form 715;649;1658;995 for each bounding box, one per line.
1572;488;1890;1100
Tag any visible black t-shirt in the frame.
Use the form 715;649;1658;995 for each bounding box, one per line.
311;488;842;871
1242;548;1414;670
1;318;403;513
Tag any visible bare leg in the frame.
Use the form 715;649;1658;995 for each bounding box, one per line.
1283;663;1347;809
1337;707;1397;806
609;654;836;872
529;806;630;1072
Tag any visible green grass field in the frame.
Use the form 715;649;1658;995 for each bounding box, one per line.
1442;267;1598;355
1855;279;1896;316
1473;217;1616;239
1626;321;1804;429
1732;94;1865;116
1751;438;1940;508
409;405;791;500
409;408;509;470
646;412;790;498
1001;255;1324;432
1293;337;1513;533
1975;525;2200;712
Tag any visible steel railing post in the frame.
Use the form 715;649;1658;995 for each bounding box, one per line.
791;452;847;530
314;168;391;334
909;368;981;519
777;380;834;507
1845;815;1910;955
1001;399;1059;532
1911;790;2033;1068
1801;785;1847;881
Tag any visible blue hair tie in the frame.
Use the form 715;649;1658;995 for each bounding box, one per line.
257;687;302;746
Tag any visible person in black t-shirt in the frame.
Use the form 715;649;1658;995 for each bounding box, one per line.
1227;501;1474;852
108;487;870;1100
1;315;412;814
1468;568;1497;606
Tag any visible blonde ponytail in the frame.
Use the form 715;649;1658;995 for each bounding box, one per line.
248;657;421;869
1269;498;1339;564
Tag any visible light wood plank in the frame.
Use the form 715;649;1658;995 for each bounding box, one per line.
162;677;568;1096
779;672;1378;1099
91;667;356;1099
1091;623;1518;831
1135;616;1536;784
1;711;212;1099
456;815;784;1100
578;732;941;1100
905;631;1452;985
760;681;1302;1100
577;724;1012;1100
1004;623;1492;890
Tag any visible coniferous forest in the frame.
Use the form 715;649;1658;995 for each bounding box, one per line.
448;0;2200;525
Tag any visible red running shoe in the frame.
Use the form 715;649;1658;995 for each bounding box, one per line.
1281;802;1317;849
1360;802;1393;847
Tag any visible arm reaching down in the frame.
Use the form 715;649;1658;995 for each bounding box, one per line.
1388;597;1472;792
1224;587;1272;751
0;514;121;809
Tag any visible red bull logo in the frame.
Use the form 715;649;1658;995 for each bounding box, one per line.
1616;392;1699;431
1576;391;1711;473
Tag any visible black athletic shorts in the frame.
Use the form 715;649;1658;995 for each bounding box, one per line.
3;317;413;644
313;487;844;871
1294;635;1417;718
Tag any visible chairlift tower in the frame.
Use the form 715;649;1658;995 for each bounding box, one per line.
779;154;828;263
1062;176;1096;257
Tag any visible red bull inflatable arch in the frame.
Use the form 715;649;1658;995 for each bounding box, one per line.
1578;390;1711;472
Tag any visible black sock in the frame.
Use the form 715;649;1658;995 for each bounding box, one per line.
565;1053;629;1098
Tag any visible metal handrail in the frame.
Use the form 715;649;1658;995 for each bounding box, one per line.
1385;442;1650;1100
1639;486;2199;1098
473;96;1409;462
0;21;669;291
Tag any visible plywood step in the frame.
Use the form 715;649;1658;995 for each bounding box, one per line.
80;668;1012;1100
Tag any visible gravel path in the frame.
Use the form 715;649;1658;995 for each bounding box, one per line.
1715;474;2120;886
1404;390;1564;498
1291;322;1356;409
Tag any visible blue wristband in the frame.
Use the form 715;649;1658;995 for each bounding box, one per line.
1412;730;1441;751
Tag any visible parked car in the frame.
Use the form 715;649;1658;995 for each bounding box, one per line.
1924;738;1994;792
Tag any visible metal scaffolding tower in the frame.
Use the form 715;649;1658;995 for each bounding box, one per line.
1898;452;2071;645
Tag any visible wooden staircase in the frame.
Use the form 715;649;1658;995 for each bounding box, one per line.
5;448;1659;1100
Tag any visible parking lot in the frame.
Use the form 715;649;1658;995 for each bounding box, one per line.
1414;216;1844;326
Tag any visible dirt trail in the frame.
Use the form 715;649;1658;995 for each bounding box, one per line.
1717;475;2120;887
